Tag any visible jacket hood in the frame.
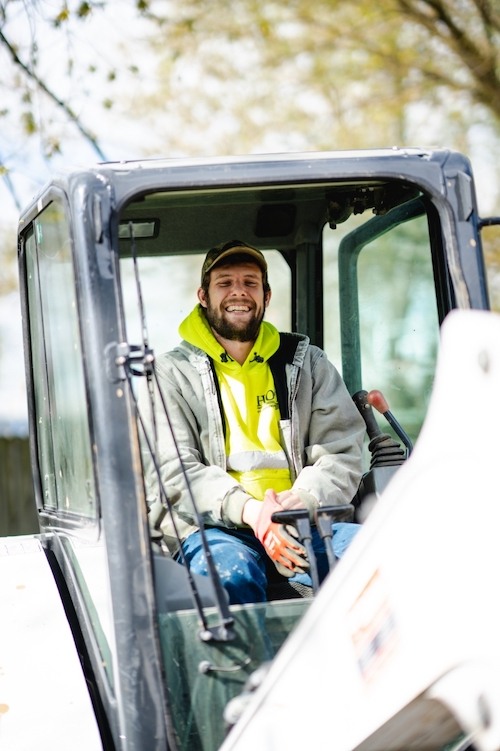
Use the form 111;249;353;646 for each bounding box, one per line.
179;304;280;367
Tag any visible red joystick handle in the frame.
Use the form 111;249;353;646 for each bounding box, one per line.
367;389;389;415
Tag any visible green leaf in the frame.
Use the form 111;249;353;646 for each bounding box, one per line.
54;7;70;26
77;2;92;18
22;112;37;135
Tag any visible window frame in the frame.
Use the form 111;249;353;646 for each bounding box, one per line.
19;190;100;535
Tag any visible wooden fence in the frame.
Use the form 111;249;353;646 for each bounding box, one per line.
0;436;39;536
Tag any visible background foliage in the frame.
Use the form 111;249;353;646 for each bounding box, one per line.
1;1;499;190
0;0;499;417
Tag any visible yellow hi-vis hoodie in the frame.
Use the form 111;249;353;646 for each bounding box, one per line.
179;305;292;500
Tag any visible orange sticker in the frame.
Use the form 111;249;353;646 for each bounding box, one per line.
348;570;397;681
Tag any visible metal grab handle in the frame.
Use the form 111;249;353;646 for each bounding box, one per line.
270;508;320;593
315;504;355;572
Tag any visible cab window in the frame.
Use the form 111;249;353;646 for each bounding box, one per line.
24;198;97;519
323;207;439;444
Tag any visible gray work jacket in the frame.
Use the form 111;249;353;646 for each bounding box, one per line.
140;332;366;555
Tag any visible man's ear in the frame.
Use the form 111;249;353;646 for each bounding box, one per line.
265;289;272;308
197;287;208;308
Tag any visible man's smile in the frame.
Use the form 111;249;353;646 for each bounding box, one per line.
224;302;253;313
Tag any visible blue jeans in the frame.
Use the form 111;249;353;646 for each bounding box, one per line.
179;523;360;605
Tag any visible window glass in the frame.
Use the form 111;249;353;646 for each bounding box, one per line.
25;229;55;509
323;210;439;445
482;224;500;312
25;199;97;518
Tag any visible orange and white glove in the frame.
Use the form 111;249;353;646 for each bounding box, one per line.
254;493;309;577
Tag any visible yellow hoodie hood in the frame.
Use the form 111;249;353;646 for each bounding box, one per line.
178;304;280;368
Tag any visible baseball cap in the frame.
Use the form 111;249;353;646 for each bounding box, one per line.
201;240;267;284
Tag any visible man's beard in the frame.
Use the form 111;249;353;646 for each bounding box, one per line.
204;299;264;342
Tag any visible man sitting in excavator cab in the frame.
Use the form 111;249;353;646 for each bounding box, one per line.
140;240;366;604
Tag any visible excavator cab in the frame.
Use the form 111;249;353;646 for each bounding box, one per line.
16;149;490;750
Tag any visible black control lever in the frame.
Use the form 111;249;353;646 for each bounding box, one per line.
271;508;320;592
367;389;413;456
314;504;355;573
353;390;407;467
352;390;383;441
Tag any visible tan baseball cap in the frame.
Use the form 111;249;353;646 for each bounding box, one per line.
201;240;267;283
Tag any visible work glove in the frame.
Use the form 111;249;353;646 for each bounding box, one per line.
255;494;309;577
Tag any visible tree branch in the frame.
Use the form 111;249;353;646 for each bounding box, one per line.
397;0;500;120
0;27;107;161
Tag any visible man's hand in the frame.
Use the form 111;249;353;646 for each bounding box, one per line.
244;490;309;576
273;489;308;511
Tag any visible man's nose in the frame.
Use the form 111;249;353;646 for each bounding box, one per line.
230;281;248;295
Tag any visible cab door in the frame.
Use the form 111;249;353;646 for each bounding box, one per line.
324;198;448;446
18;185;169;750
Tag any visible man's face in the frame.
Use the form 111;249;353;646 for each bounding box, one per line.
198;261;271;342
